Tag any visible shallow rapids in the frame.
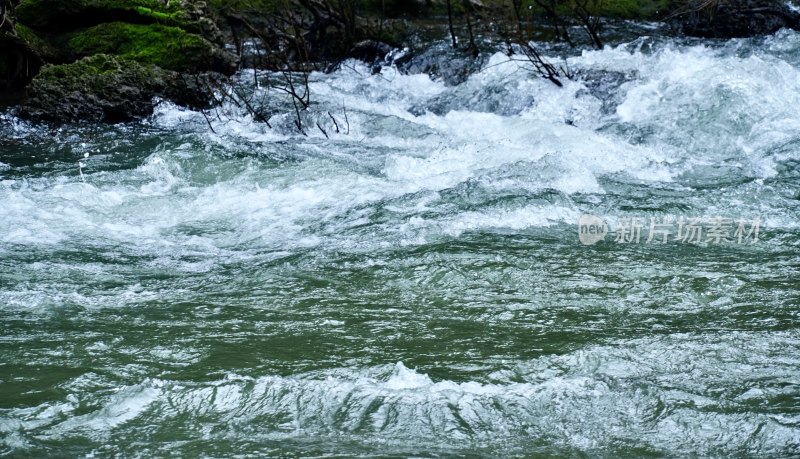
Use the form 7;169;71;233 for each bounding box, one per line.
1;30;799;457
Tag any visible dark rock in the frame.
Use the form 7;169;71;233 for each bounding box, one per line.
349;40;393;64
396;41;486;86
16;0;181;31
371;0;428;18
13;0;236;73
676;0;800;38
7;0;235;122
19;54;221;123
161;71;224;109
173;0;229;47
14;0;226;41
1;0;44;96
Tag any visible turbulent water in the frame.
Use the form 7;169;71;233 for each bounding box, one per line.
2;29;800;457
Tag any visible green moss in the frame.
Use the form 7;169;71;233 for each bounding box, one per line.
16;24;62;60
28;54;168;115
16;0;182;29
66;22;216;71
524;0;669;20
36;55;164;100
17;0;181;16
16;24;44;48
135;6;181;22
41;54;123;81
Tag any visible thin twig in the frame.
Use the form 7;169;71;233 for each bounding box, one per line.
201;109;217;134
316;120;329;138
328;111;340;133
343;101;350;135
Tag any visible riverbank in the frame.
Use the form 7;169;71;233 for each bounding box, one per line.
2;0;800;123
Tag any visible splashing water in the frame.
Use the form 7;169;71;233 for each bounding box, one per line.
1;31;799;457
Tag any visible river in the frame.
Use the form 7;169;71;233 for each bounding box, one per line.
1;30;799;457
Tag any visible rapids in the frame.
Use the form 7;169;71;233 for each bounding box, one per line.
1;30;799;457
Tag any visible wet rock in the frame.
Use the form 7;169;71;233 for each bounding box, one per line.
573;68;638;115
65;22;237;75
349;40;394;64
19;54;220;123
396;41;487;86
8;0;235;118
175;0;228;46
409;80;534;116
675;0;800;38
15;0;222;36
14;0;236;73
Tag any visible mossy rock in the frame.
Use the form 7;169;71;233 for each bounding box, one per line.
20;54;220;122
15;0;182;30
39;53;134;79
21;54;164;121
66;22;235;73
16;24;64;61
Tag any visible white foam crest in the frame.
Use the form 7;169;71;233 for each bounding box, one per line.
0;122;673;257
384;362;434;389
0;184;73;245
317;60;447;110
385;114;674;194
0;156;383;255
150;100;288;143
616;47;800;122
608;44;800;166
138;47;679;204
139;362;608;445
150;100;214;131
439;205;580;237
179;160;386;247
113;357;800;452
0;381;160;443
53;383;161;437
571;39;654;73
0;112;38;138
393;204;578;245
4;345;797;455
